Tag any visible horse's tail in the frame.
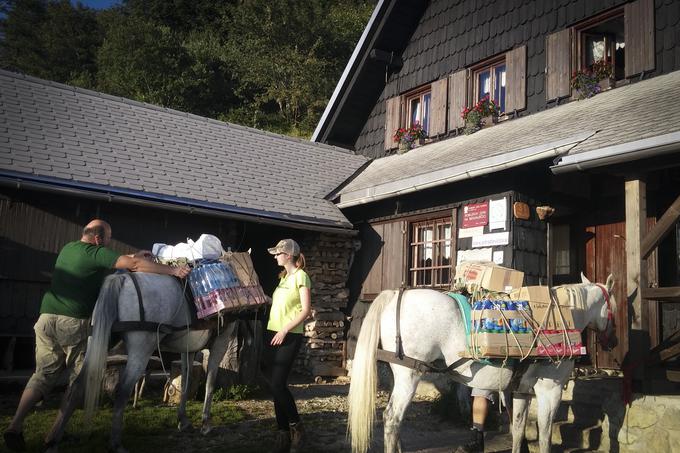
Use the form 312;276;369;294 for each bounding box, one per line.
83;273;124;423
347;289;396;453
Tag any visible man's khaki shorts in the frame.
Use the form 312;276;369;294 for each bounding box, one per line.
25;314;89;396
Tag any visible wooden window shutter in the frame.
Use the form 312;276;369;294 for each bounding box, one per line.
448;69;468;130
380;220;407;290
429;78;448;136
360;223;385;299
545;29;571;101
625;0;655;78
505;45;527;113
384;96;401;150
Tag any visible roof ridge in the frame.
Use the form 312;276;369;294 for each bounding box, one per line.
0;68;360;157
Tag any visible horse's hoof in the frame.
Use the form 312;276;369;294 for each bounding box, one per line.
177;421;193;432
109;447;129;453
200;424;212;436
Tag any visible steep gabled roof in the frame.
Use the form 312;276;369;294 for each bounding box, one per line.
337;70;680;207
0;70;368;231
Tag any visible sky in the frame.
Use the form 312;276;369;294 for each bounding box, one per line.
73;0;121;9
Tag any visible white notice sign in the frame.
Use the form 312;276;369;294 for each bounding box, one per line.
492;250;504;265
489;198;507;231
471;231;510;248
458;226;484;238
456;248;493;265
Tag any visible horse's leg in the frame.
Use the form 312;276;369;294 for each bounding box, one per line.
110;332;155;453
383;366;420;453
511;393;531;453
534;378;563;453
44;372;85;450
200;325;233;435
177;350;197;432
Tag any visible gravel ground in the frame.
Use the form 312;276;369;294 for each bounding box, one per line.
161;375;513;453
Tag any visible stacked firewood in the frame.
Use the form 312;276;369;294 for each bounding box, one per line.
296;234;359;377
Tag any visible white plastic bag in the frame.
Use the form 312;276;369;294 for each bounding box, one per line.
192;234;224;259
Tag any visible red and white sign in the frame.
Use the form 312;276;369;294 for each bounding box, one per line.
462;201;489;228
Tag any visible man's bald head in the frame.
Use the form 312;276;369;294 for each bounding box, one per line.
82;219;112;246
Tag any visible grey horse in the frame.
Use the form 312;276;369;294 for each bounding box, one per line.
347;274;616;453
44;272;251;453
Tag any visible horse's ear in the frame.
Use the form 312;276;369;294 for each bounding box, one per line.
581;272;591;284
605;274;615;292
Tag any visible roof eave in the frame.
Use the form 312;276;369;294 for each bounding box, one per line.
312;0;389;143
0;171;357;235
337;132;597;208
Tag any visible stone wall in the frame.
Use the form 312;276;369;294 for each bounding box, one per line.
296;233;360;377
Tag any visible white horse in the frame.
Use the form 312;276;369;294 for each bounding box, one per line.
44;272;254;453
347;274;616;453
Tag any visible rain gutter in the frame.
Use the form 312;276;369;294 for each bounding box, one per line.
337;132;597;208
0;171;357;235
550;131;680;174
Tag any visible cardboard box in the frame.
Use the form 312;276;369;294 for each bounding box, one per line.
511;286;577;330
469;331;534;347
455;262;524;294
510;286;552;305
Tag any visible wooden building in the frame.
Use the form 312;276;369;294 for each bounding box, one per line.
0;70;367;375
314;0;680;383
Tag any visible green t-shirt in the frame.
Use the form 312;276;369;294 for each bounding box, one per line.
40;241;121;319
267;269;311;334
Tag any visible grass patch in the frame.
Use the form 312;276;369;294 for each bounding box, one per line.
0;393;245;452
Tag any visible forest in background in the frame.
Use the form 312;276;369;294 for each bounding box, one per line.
0;0;374;137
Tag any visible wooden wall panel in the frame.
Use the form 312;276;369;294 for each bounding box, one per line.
429;78;448;136
505;45;527;113
545;29;571;100
625;0;655;78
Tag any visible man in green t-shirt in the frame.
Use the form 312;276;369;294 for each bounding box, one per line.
3;219;190;452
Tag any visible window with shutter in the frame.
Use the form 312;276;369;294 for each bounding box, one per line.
408;213;456;289
448;69;468;130
544;0;655;100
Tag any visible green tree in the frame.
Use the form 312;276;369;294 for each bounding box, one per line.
223;0;373;136
0;0;102;85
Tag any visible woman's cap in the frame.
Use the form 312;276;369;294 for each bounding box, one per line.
267;239;300;256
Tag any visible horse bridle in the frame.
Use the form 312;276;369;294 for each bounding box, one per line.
593;283;614;349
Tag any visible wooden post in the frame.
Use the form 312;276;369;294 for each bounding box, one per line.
626;179;649;331
625;179;649;380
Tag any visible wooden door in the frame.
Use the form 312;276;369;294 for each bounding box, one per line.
584;219;657;369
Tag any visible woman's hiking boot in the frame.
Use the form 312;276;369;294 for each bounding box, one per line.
273;429;291;453
289;421;307;452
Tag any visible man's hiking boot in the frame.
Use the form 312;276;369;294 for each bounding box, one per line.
453;427;484;453
3;430;26;452
289;421;307;452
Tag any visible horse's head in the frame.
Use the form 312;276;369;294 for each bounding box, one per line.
581;272;617;350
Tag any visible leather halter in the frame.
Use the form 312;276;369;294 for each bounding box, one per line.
594;283;614;349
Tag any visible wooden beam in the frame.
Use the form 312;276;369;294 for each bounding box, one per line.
626;179;648;331
641;193;680;259
641;286;680;302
